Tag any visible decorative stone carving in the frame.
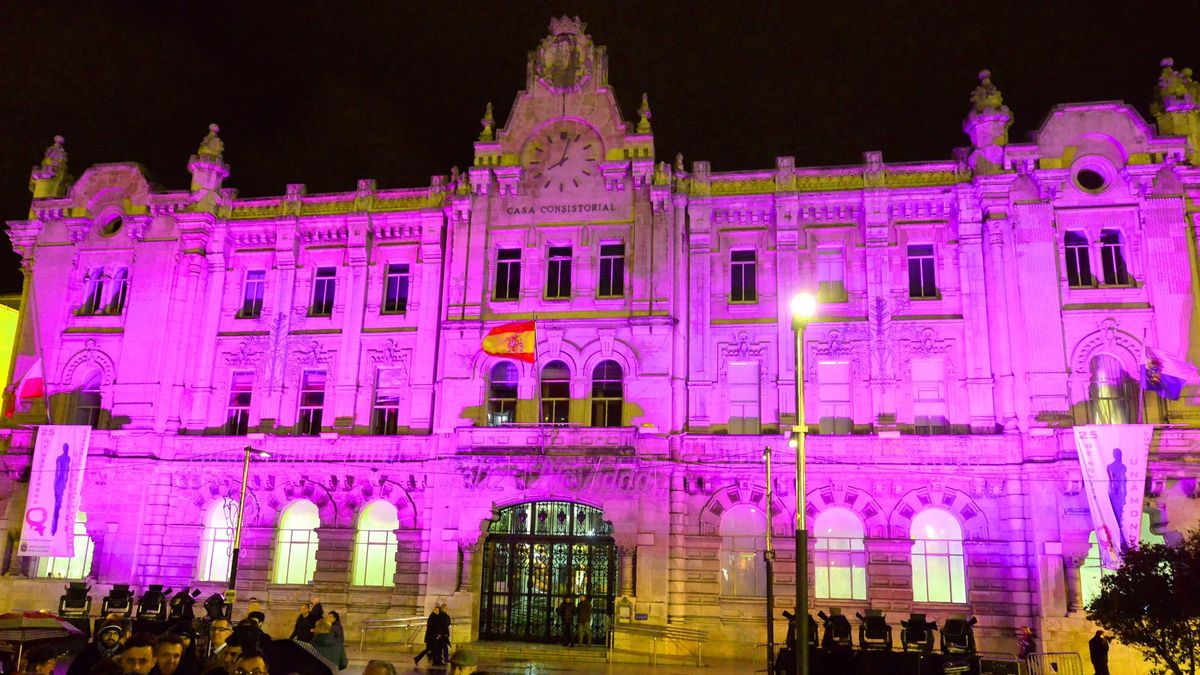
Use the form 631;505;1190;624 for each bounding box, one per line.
368;339;411;381
479;102;495;142
61;339;117;386
1152;58;1200;113
225;313;336;392
637;93;652;134
534;16;593;94
970;69;1005;113
197;124;224;159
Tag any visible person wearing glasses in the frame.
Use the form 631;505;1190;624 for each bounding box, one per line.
231;652;269;675
202;619;233;674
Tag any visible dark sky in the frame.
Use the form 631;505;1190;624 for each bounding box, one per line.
1;2;1197;294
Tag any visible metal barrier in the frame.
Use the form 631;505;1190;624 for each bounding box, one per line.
357;615;427;652
609;623;709;666
1026;651;1084;675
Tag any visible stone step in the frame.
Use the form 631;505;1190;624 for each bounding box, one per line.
465;641;610;663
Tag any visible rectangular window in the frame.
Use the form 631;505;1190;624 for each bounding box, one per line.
107;269;129;315
81;269;105;316
907;244;938;299
911;358;948;435
297;370;326;436
1064;232;1093;288
382;263;410;314
240;270;266;318
226;371;254;436
494;249;521;301
545;246;573;299
727;361;761;435
817;361;852;435
597;243;625;298
371;368;404;435
816;248;847;303
311;267;336;316
1099;230;1129;286
730;250;758;303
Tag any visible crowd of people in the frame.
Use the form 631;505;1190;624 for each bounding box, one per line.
553;594;593;648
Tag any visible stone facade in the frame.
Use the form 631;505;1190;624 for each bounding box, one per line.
3;19;1200;671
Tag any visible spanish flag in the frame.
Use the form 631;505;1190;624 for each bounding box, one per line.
482;321;537;363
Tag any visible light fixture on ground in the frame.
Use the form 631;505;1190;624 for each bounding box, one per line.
228;443;271;618
789;291;818;675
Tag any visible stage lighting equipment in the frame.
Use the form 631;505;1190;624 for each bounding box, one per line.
855;609;893;651
101;584;134;617
203;593;227;621
900;613;938;653
781;610;819;650
940;616;978;655
168;587;202;622
137;584;172;622
59;582;92;617
816;608;853;652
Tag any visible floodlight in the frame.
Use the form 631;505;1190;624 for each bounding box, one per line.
781;610;818;650
816;608;852;652
856;609;893;652
137;584;172;623
203;593;227;621
168;587;202;622
102;584;134;617
940;616;978;655
900;613;938;653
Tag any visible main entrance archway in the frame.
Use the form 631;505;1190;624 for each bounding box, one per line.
479;500;615;643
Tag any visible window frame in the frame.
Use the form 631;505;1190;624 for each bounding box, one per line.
486;362;519;427
1063;232;1094;289
718;506;768;598
729;249;758;304
371;368;404;435
197;499;237;583
494;249;522;301
273;500;320;585
907;244;939;299
909;508;967;604
297;369;326;436
351;500;400;587
813;507;868;601
590;360;624;428
1098;229;1131;287
310;267;337;317
382;263;411;314
73;371;103;429
539;360;571;425
597;242;625;298
545;246;573;300
816;247;847;303
239;269;266;319
225;371;254;436
81;268;106;316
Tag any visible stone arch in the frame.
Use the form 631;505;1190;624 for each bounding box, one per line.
263;478;339;527
699;482;791;537
579;338;639;379
61;341;117;387
887;485;989;541
338;478;417;529
804;484;888;539
1069;319;1141;377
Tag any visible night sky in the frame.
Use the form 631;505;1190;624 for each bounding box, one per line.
1;2;1197;294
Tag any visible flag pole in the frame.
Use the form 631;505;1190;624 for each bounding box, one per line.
1139;329;1148;425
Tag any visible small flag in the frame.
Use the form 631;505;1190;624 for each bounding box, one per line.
14;358;44;409
481;321;536;363
1140;345;1195;401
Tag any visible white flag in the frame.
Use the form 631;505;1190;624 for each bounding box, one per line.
18;425;92;557
1072;425;1153;569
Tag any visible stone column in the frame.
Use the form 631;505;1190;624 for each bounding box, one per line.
1063;556;1084;615
313;526;354;586
616;541;636;597
667;472;688;623
456;538;480;592
393;527;426;601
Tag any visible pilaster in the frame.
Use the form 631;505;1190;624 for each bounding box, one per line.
313;526;354;587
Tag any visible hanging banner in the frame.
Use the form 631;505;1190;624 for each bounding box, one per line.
18;425;92;557
1072;425;1153;569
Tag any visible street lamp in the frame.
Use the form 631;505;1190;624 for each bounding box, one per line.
790;292;818;675
228;444;270;618
763;445;776;672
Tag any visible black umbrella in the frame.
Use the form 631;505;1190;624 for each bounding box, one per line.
261;639;334;675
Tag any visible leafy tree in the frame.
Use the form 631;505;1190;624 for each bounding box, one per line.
1086;530;1200;675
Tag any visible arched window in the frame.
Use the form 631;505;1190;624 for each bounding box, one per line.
910;508;966;603
73;371;102;428
590;360;623;427
719;506;767;597
540;360;571;425
352;500;400;587
197;499;237;583
273;500;320;585
35;512;94;579
108;268;129;314
487;362;518;426
814;507;867;600
1088;354;1133;424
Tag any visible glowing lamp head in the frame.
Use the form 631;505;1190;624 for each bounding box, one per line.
257;451;271;459
790;293;818;322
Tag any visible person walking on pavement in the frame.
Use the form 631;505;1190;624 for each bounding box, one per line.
575;595;593;646
1089;630;1111;675
311;616;348;671
288;604;313;642
413;606;442;666
436;605;452;665
555;595;576;647
1017;626;1037;661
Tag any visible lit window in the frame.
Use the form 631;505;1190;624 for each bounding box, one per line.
1064;232;1093;288
371;368;404;435
226;371;254;436
719;506;767;597
816;248;846;303
487;362;518;426
545;247;572;300
383;264;410;314
352;500;400;587
540;360;570;424
108;268;129;315
730;250;757;303
728;361;761;435
311;267;336;316
817;362;851;435
597;243;625;298
814;507;867;600
907;245;938;299
273;500;320;585
35;512;94;579
197;499;237;583
1099;230;1129;286
1088;355;1132;425
494;249;521;301
81;269;105;315
73;371;102;429
240;270;266;318
590;360;623;427
910;508;966;604
297;370;326;436
912;358;948;435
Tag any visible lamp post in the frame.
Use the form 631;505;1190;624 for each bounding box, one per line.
763;444;775;672
790;292;818;675
227;445;269;618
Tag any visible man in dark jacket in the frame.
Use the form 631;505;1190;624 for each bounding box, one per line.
555;596;576;647
1089;631;1111;675
67;620;124;675
413;606;442;666
288;604;313;642
575;596;593;646
311;617;348;671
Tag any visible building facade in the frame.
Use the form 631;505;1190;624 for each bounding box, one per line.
3;18;1200;669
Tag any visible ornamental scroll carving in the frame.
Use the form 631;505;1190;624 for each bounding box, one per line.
368;339;411;383
223;312;336;392
1069;318;1142;376
806;327;868;382
717;332;770;383
61;339;117;386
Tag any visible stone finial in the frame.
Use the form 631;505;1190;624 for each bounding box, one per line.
479;102;495;142
198;123;224;160
40;135;67;172
636;93;652;134
30;134;70;198
970;69;1005;113
1152;57;1200;113
674;152;684;174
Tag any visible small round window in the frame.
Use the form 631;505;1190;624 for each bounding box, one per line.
1076;169;1106;192
99;216;123;236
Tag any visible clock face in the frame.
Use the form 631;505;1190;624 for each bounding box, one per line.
522;120;602;194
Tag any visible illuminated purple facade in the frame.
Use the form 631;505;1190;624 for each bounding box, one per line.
4;19;1200;668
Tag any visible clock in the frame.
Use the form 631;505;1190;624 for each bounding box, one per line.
522;120;603;194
